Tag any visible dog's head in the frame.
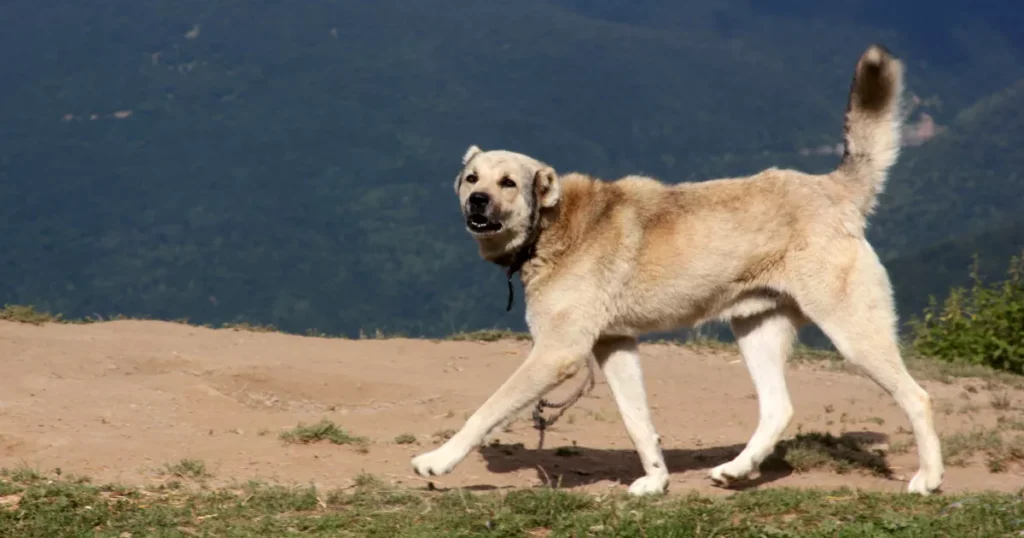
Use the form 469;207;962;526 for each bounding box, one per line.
454;145;560;259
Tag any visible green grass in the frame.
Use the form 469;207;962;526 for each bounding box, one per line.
0;471;1022;537
432;428;456;443
0;304;67;325
394;433;417;445
221;321;279;333
991;392;1014;410
554;444;582;458
278;419;367;450
941;427;1024;471
160;459;211;480
446;328;532;342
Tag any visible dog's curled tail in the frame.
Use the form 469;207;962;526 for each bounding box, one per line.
836;44;905;216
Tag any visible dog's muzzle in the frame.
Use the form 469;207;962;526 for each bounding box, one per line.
465;192;503;234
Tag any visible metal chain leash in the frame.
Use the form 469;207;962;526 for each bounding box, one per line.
530;357;597;450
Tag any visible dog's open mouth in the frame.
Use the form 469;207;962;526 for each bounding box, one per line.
466;214;503;234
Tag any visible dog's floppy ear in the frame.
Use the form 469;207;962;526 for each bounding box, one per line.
462;145;482;165
455;145;483;193
534;166;560;208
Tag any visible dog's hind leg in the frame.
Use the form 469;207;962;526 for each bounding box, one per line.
709;308;799;487
795;241;944;494
594;337;669;496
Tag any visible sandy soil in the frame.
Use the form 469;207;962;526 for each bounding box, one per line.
1;320;1021;496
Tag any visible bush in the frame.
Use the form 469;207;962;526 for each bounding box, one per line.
910;253;1024;373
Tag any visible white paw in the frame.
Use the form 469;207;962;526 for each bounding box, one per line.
627;474;669;496
907;467;943;495
411;446;464;478
709;458;754;487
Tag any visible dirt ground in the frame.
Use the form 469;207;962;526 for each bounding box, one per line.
1;320;1021;496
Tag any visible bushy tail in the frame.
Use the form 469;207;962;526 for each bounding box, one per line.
836;44;905;216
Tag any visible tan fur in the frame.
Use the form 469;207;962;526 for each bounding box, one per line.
413;44;944;496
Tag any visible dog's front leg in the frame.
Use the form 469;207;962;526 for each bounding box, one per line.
594;337;669;496
411;339;592;478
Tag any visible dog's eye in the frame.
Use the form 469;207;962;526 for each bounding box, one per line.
499;177;516;188
465;174;478;184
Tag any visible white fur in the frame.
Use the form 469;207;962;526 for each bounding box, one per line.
596;337;670;495
414;45;944;497
463;145;482;165
710;310;797;485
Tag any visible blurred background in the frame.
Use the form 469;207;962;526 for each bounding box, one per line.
1;0;1021;340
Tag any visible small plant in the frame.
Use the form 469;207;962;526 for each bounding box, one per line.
222;321;278;333
991;392;1013;411
988;456;1007;473
394;433;417;445
432;429;456;443
959;403;981;414
941;428;1004;466
2;465;43;483
910;253;1024;374
447;329;532;342
162;459;210;480
555;443;581;457
357;328;407;340
997;415;1024;431
0;305;61;325
279;419;367;448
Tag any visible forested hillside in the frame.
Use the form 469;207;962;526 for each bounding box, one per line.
1;0;1021;338
873;80;1024;258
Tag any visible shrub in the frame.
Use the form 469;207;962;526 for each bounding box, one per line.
279;419;367;447
910;253;1024;373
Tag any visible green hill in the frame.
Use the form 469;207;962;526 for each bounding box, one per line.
1;1;1021;337
872;80;1024;259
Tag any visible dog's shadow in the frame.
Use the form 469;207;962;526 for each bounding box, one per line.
473;430;893;491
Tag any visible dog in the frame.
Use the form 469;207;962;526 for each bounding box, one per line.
411;44;944;496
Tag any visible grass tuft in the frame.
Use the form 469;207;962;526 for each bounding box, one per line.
221;321;278;333
992;392;1013;410
446;329;532;342
941;427;1024;470
0;305;63;325
161;458;211;480
393;433;417;445
279;419;367;448
432;429;456;443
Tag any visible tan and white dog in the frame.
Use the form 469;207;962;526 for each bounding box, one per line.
412;44;944;496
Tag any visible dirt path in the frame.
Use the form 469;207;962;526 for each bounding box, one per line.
1;320;1020;496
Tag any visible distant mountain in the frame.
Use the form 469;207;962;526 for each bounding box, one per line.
0;1;1021;337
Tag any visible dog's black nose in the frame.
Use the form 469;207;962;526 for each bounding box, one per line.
468;192;490;211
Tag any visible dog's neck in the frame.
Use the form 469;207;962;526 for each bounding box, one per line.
481;173;587;312
489;227;542;312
